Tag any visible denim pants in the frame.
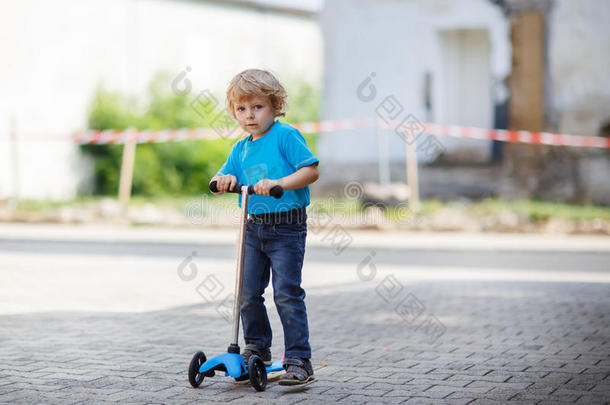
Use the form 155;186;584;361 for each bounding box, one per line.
240;219;311;359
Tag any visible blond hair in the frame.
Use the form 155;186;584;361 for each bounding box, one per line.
226;69;288;118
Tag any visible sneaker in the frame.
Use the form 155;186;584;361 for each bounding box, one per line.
278;357;314;385
241;344;272;366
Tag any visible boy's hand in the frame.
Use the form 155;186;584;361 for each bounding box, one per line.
253;179;280;196
214;175;237;193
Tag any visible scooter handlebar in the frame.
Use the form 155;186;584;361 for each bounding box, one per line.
209;180;284;199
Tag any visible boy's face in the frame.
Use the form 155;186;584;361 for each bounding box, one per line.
233;95;275;137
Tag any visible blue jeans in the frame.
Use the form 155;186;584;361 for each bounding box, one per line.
240;219;311;359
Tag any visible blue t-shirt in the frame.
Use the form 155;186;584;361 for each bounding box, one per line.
215;120;319;214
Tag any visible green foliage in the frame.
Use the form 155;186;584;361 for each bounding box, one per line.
284;80;320;124
284;79;320;154
81;72;321;196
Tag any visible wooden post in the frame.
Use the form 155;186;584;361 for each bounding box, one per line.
10;117;19;202
507;10;546;197
405;136;420;213
509;11;544;132
377;119;391;186
118;130;137;204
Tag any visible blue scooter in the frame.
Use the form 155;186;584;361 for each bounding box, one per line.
188;180;284;391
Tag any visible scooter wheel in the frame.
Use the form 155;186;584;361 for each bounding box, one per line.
248;354;267;392
188;351;206;388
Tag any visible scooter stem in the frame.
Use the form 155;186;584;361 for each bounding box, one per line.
230;185;249;350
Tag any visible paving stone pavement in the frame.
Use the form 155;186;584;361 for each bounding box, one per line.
1;276;609;404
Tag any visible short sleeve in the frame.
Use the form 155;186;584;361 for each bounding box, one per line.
216;143;240;177
281;129;319;170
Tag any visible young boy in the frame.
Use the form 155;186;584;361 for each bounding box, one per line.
210;69;319;385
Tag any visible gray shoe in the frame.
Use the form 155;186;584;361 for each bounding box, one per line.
241;344;272;366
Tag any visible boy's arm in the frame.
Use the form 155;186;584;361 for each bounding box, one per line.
253;163;319;196
279;163;319;190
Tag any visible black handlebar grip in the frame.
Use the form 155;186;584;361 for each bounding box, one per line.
209;180;283;198
270;185;284;199
210;180;241;194
246;185;283;198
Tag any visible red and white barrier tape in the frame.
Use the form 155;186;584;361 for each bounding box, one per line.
66;119;609;149
292;118;375;134
73;128;221;145
422;123;610;149
73;119;377;145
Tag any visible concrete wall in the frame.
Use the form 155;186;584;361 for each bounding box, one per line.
318;0;510;189
548;0;610;137
545;0;610;204
0;0;322;200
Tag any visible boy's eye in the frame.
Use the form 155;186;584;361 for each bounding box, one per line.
255;105;263;109
237;107;245;111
